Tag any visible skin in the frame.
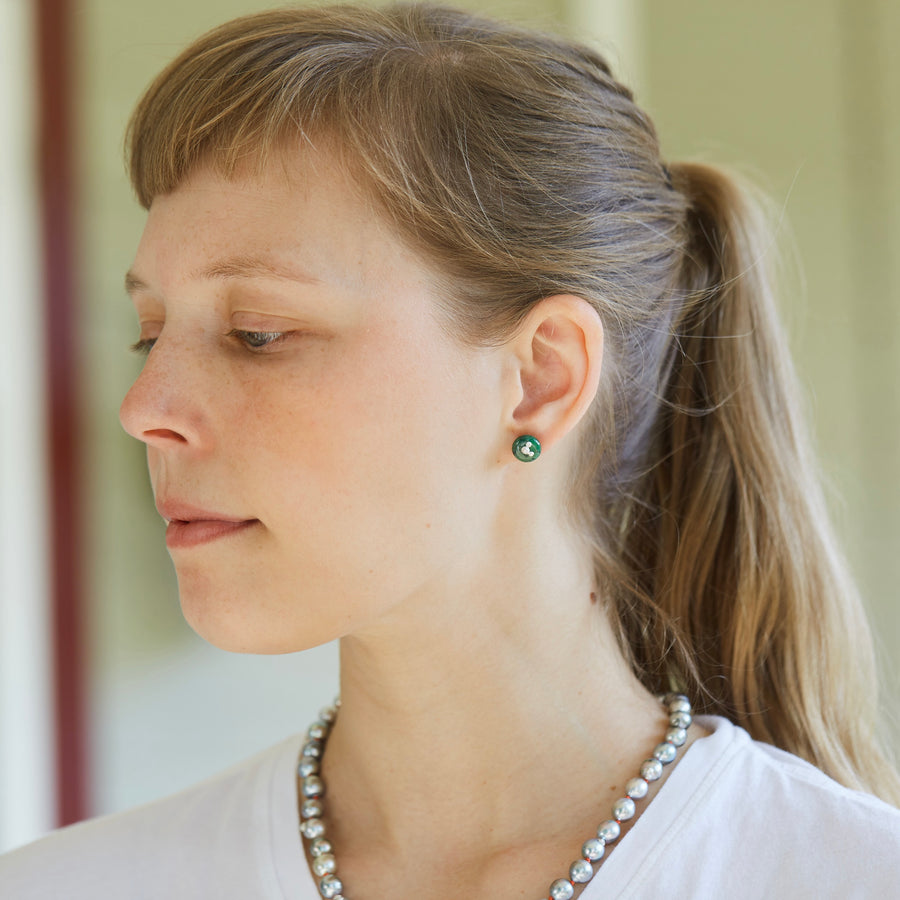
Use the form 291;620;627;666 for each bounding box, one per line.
121;149;694;897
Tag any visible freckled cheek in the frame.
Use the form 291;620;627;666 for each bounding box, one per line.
228;390;314;457
225;369;355;475
228;338;452;487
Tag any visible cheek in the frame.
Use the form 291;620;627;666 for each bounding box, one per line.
237;334;493;557
235;331;463;476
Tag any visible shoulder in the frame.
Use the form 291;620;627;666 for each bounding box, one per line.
606;716;900;899
0;734;304;900
710;716;900;834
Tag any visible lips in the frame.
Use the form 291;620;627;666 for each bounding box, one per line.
164;518;258;549
157;500;258;550
156;500;245;523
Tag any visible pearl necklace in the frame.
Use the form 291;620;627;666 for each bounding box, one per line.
297;694;693;899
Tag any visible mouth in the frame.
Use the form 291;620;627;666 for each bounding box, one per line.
157;501;259;550
164;518;259;550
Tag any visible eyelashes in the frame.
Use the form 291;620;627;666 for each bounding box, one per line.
226;329;287;349
130;337;156;355
129;329;290;356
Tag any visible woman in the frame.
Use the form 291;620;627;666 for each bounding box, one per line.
2;3;899;897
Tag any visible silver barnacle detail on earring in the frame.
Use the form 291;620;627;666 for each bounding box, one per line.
297;694;694;899
512;434;541;462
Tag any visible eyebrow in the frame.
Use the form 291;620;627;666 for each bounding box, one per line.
124;271;150;295
124;256;320;296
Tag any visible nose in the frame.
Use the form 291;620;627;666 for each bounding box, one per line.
119;339;209;451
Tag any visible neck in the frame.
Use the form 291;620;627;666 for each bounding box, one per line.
319;537;665;868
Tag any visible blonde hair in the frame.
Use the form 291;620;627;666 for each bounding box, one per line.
127;3;899;802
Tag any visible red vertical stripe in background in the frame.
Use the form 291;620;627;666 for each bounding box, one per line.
36;0;89;826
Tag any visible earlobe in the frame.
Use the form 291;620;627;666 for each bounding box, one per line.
508;295;603;454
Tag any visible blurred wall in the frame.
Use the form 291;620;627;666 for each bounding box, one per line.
64;0;900;827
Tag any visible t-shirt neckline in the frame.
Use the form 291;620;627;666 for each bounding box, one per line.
266;716;740;899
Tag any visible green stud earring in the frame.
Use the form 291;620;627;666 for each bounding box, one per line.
512;435;541;462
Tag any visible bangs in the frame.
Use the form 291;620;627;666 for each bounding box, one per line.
127;5;516;211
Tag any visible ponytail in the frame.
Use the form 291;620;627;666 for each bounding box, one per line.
607;161;900;803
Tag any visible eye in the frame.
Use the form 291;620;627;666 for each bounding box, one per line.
129;330;291;355
227;329;288;350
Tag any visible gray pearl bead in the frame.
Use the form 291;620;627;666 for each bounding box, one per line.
665;726;687;747
667;695;691;714
300;818;325;840
653;741;677;764
303;775;325;798
301;799;324;819
308;721;329;741
549;879;575;900
597;819;620;842
569;859;594;884
625;776;649;799
319;874;343;899
320;706;338;723
298;757;319;778
670;710;692;729
612;796;636;820
312;853;337;877
310;838;333;857
569;859;594;883
582;838;605;861
302;740;324;759
640;758;663;781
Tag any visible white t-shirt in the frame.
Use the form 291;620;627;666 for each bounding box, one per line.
1;716;898;898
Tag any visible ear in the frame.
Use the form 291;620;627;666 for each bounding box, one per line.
505;295;604;454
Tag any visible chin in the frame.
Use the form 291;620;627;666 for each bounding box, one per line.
174;571;337;655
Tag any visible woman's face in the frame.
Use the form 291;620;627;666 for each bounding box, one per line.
120;152;505;653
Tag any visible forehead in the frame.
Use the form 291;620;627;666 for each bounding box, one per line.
130;149;435;298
